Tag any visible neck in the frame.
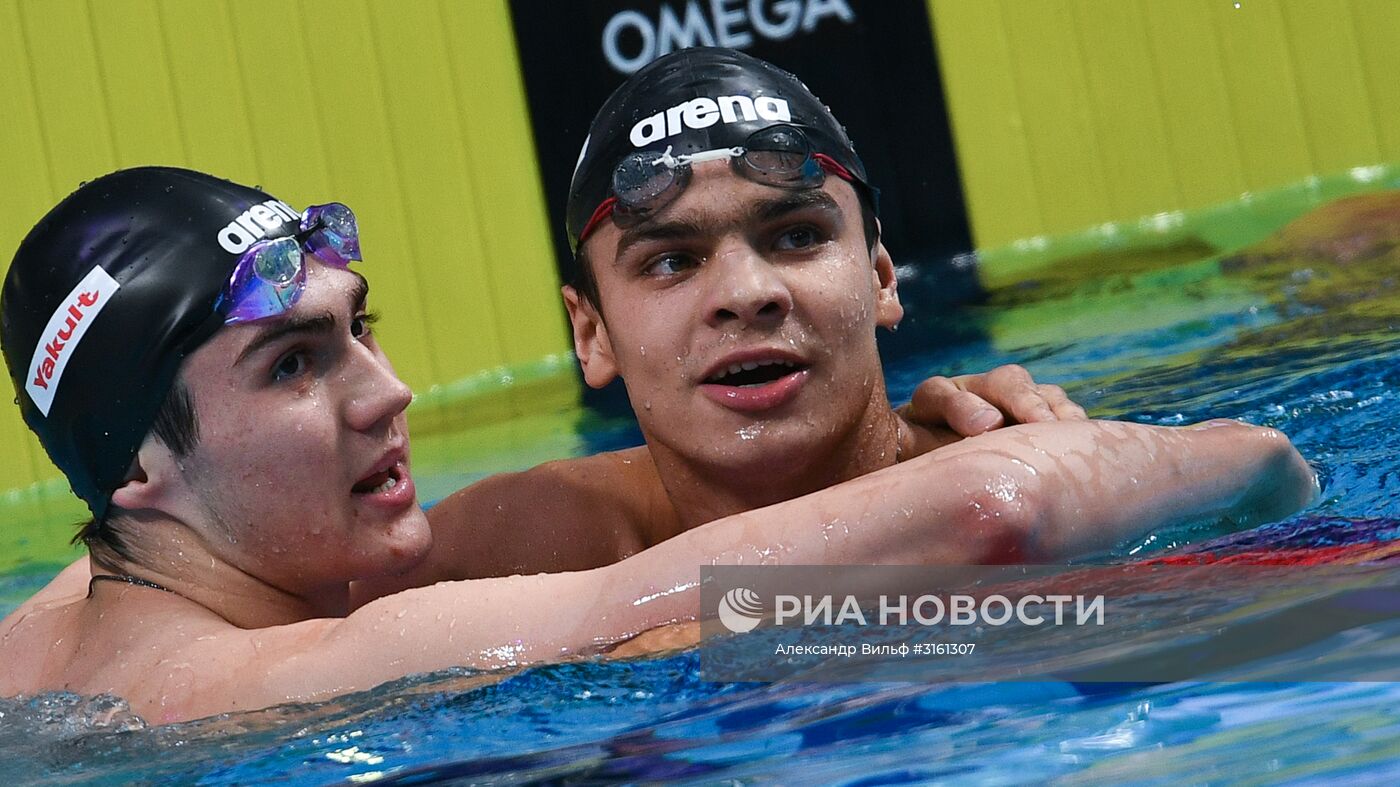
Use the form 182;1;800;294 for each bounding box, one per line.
91;524;349;627
646;394;904;533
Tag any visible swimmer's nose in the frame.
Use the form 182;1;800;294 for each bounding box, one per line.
345;345;413;433
704;245;792;330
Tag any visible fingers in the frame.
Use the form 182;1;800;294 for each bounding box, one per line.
902;365;1090;438
907;375;1005;436
1037;383;1087;421
976;364;1056;425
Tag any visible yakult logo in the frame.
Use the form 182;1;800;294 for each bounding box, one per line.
630;94;791;148
215;199;301;255
26;266;120;416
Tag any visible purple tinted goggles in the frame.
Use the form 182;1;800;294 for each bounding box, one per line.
219;202;361;325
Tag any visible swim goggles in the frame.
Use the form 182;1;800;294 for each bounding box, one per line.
577;124;859;244
218;202;361;324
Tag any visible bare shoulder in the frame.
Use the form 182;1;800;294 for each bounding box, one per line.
0;592;81;696
424;446;672;578
1;587;344;724
135;614;342;723
0;557;90;639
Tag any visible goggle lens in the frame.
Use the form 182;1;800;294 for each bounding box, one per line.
302;202;361;267
254;239;302;285
591;125;834;238
219;202;361;325
613;151;685;208
740;125;822;186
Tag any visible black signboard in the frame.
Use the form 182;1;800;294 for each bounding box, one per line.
507;0;974;290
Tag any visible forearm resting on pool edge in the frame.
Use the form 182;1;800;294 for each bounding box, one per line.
621;418;1315;571
911;418;1317;560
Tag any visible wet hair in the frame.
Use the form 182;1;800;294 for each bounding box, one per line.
73;378;200;568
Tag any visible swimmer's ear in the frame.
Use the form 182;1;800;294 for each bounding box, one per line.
562;285;619;388
109;437;183;514
872;239;903;330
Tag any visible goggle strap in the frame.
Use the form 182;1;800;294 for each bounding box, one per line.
814;154;855;184
578;196;618;246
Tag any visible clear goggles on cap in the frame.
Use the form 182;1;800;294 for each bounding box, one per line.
218;202;361;325
578;124;857;244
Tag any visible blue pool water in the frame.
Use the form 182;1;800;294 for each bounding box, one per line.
5;201;1400;784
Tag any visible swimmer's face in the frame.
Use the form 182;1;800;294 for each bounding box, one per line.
145;262;430;594
567;160;902;474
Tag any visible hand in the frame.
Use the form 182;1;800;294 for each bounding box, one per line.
897;364;1087;440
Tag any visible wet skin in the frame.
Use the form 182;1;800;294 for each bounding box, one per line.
0;243;1317;723
102;263;434;623
0;161;1322;721
565;163;907;528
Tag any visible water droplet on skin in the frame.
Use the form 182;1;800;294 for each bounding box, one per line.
639;345;646;356
643;400;651;410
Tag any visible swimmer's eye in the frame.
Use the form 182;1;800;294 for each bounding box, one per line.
643;254;700;277
271;350;311;382
773;224;825;252
351;310;380;340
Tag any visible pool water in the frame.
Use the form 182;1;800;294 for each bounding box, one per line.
5;188;1400;784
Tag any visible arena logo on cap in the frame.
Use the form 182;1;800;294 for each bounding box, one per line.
26;266;121;417
215;199;302;255
630;95;791;147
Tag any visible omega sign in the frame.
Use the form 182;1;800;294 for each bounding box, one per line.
602;0;856;74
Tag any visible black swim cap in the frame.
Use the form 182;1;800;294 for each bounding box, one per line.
1;167;301;520
566;47;873;249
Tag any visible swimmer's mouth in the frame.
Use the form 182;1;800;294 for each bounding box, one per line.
353;460;405;495
704;358;807;387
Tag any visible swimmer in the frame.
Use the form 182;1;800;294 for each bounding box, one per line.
0;168;1311;722
373;48;1317;592
2;163;1310;716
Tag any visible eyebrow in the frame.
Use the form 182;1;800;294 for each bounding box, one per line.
233;274;370;366
613;189;843;263
755;189;841;223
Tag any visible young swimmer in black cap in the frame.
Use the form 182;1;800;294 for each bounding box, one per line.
365;48;1315;596
3;170;363;549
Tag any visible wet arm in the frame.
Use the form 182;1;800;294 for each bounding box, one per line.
179;419;1314;715
911;418;1316;559
896;364;1089;454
